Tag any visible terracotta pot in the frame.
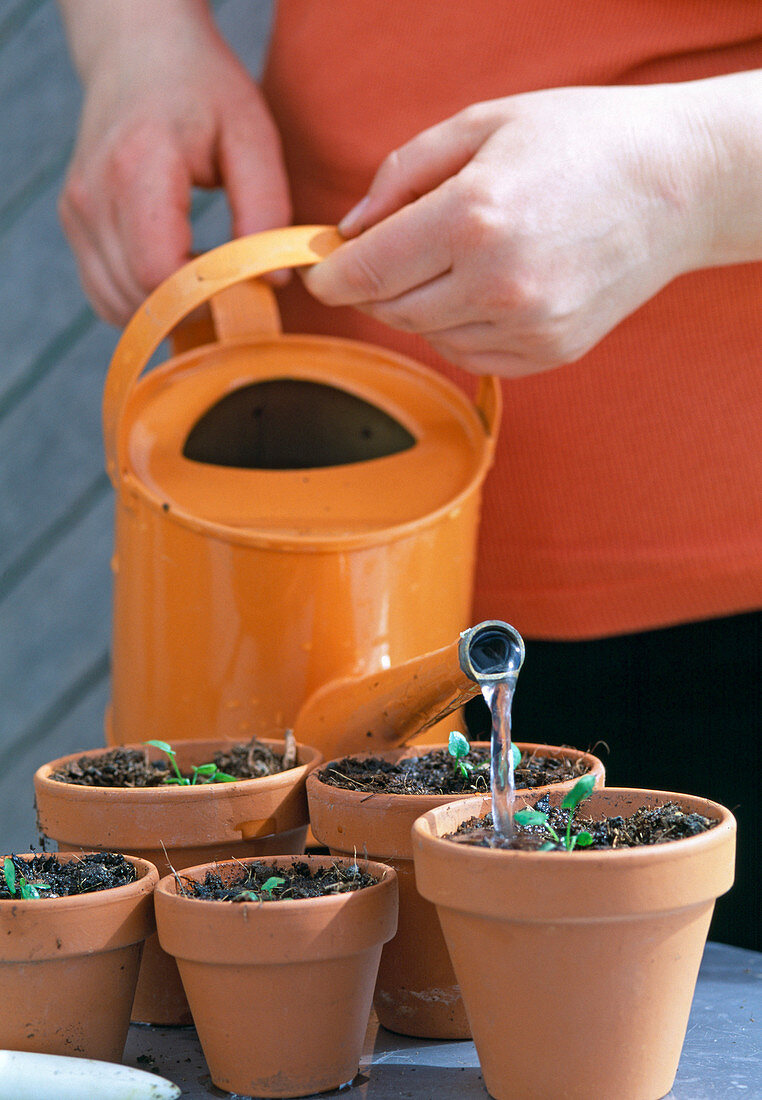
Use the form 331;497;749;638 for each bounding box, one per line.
413;787;736;1100
306;742;605;1039
0;852;157;1062
34;738;321;1025
155;854;398;1098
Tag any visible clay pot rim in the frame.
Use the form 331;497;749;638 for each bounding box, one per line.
308;741;605;811
156;852;395;912
155;855;399;960
413;788;736;921
33;738;322;804
414;787;736;866
0;851;158;909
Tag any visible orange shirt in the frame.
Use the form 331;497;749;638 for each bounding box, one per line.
262;0;762;639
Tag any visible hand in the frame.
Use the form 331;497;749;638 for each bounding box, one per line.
58;6;291;325
303;84;720;377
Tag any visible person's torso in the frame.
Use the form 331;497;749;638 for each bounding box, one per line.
262;1;762;639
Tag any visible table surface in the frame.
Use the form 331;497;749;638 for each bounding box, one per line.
124;940;761;1100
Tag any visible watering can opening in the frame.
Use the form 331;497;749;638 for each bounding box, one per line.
182;376;417;470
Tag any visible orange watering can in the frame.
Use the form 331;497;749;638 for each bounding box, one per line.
104;226;503;758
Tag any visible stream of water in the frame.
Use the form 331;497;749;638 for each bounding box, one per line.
482;675;519;839
459;621;525;839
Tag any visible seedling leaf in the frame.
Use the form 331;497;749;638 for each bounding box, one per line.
18;876;39;900
515;774;595;852
514;808;548;828
261;876;286;895
145;739;175;756
146;739;237;785
448;730;475;780
3;857;16;895
448;731;470;760
511;743;521;770
561;773;596;812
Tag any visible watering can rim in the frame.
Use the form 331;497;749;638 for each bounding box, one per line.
104;225;501;483
117;333;501;550
115;467;493;551
107;227;501;548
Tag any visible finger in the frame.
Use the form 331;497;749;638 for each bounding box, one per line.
75;242;136;327
67;199;148;310
303;187;454;307
218;115;293;286
59;203;135;325
114;146;194;296
60;173;150;320
339;104;500;236
218;112;292;237
353;270;482;335
429;312;600;369
425;336;541;380
421;320;506;352
426;320;573;378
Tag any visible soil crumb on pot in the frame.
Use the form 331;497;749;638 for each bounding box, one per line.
179;860;380;902
49;734;297;788
318;745;590;796
449;795;720;850
0;852;137;898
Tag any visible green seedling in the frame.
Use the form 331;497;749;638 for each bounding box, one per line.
236;876;286;902
3;856;41;899
448;731;473;778
514;773;596;850
449;732;521;780
145;740;238;786
261;876;286;896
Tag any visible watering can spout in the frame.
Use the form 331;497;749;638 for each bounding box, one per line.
292;620;524;761
458;620;525;684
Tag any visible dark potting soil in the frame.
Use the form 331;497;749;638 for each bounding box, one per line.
0;852;137;899
448;793;719;850
317;745;590;796
48;735;296;788
179;859;379;902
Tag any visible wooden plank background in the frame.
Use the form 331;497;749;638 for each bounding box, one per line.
0;0;275;851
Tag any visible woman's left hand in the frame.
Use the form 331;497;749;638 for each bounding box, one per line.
302;83;724;378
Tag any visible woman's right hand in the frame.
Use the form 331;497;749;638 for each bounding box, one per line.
58;0;290;326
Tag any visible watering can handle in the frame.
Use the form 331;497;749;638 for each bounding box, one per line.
103;224;500;481
103;225;342;480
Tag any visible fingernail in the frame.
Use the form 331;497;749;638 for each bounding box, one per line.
264;268;291;287
338;196;369;237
